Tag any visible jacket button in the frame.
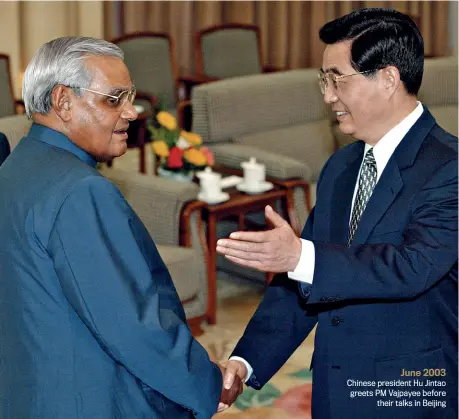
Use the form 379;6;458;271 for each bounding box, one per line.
331;316;342;326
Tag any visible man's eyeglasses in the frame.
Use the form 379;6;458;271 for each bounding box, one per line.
73;86;136;109
318;69;376;94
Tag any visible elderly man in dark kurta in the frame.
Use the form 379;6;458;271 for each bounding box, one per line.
0;37;241;418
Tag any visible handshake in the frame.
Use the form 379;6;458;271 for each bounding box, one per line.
216;359;248;413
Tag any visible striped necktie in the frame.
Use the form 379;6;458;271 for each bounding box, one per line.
347;148;377;246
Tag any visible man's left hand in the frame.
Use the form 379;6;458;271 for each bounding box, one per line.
216;205;302;272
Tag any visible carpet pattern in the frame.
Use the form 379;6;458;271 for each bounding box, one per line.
197;292;315;419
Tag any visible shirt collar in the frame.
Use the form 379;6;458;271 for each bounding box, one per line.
365;102;424;180
27;123;97;168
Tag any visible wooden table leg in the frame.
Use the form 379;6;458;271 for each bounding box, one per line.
238;212;245;231
138;123;146;174
206;214;218;325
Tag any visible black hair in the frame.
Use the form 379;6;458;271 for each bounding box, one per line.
319;8;424;95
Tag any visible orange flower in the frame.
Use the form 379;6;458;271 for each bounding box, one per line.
152;140;169;157
157;111;177;131
180;130;202;146
184;148;207;166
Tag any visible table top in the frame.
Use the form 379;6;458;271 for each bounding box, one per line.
201;184;287;214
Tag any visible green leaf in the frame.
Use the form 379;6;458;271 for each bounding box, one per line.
235;383;281;411
288;368;313;380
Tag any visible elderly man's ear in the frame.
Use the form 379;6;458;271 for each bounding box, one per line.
51;85;72;122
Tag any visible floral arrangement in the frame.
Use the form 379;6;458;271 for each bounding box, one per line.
150;111;214;177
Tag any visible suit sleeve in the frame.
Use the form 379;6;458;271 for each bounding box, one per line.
308;158;458;304
231;273;318;389
47;176;221;419
229;154;339;388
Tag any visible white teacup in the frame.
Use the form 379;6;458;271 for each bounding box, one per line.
196;167;222;200
241;157;266;192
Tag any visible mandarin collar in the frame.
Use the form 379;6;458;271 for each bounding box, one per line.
28;123;97;168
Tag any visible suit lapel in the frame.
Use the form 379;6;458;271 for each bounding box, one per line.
351;159;403;244
329;142;364;244
350;107;436;245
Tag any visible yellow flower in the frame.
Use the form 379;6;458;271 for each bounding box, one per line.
184;148;207;166
180;130;202;146
157;111;177;131
152;140;169;157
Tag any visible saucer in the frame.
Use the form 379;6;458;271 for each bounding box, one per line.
198;191;230;205
236;181;274;195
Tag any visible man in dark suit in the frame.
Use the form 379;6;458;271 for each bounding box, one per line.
216;8;458;419
0;132;10;165
0;36;241;418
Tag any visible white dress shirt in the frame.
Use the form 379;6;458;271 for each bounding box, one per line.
231;102;424;382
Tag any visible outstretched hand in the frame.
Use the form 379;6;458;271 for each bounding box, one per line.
216;205;302;272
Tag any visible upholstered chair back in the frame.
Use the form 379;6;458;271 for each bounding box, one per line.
196;24;263;79
113;33;177;110
418;56;458;136
0;55;17;118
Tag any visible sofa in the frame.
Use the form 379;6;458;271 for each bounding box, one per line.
0;115;211;335
190;56;458;283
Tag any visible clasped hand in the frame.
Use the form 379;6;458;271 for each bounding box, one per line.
217;360;248;413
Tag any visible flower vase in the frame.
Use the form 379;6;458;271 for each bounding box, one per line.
158;166;194;182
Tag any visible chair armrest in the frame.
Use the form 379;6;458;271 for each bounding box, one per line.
0;114;32;150
262;65;282;73
178;75;218;100
99;167;199;246
209;143;313;181
15;99;25;114
193;73;220;83
177;100;192;131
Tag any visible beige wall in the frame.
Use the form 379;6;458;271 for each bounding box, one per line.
0;1;104;98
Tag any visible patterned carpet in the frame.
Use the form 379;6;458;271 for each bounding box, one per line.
197;290;315;419
115;149;315;418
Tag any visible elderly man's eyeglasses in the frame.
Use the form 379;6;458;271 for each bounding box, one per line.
74;86;136;109
318;70;376;94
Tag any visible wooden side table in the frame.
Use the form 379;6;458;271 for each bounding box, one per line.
191;186;290;325
212;165;311;236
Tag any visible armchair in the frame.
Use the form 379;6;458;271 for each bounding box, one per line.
0;54;25;117
194;23;280;80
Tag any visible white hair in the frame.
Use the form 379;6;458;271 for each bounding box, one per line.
22;36;124;118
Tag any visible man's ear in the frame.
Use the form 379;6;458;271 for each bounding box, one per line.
51;85;72;122
382;66;401;95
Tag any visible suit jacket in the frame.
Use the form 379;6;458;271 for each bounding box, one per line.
0;123;222;419
232;108;458;419
0;132;10;166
